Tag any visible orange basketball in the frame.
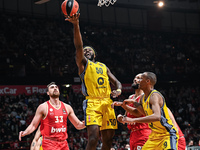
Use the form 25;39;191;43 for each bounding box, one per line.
61;0;80;17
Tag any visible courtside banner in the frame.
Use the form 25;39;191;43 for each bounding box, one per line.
71;84;132;93
0;85;47;95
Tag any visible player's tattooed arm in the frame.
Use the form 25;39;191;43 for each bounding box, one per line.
132;101;141;107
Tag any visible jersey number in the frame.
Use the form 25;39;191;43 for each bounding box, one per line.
109;119;116;126
55;116;63;123
149;122;153;128
164;141;167;148
96;67;103;74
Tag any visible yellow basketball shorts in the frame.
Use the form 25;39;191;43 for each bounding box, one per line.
83;98;117;130
142;131;179;150
39;137;43;150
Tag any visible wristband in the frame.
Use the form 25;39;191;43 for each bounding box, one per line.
116;89;122;93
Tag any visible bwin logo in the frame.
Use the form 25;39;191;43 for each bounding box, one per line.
51;126;66;133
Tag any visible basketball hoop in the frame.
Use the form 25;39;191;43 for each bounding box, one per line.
34;0;50;4
97;0;117;7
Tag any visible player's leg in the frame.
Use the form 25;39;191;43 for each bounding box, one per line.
86;125;100;150
142;139;160;150
132;129;151;150
101;129;115;150
178;136;186;150
100;98;117;150
162;133;178;150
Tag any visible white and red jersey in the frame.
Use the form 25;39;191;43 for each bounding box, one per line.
40;101;68;141
127;94;150;131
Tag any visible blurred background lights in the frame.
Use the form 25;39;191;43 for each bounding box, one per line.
158;1;164;7
153;1;165;7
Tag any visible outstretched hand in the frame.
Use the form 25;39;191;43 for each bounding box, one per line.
19;131;26;141
65;13;80;24
111;101;123;109
79;120;86;130
111;90;121;98
117;114;125;124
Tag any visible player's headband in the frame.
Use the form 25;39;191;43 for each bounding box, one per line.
83;46;96;56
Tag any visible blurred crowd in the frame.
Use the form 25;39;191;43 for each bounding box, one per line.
0;13;200;82
0;84;200;149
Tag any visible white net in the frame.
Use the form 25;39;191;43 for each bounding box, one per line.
97;0;117;7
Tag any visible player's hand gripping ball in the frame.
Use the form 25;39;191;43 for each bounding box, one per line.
117;114;124;124
61;0;80;17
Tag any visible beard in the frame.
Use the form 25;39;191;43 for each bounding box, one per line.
86;53;95;61
50;91;60;98
132;83;139;89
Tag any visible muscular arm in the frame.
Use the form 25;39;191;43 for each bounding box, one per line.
122;96;145;117
65;104;85;130
34;138;42;150
69;14;87;74
19;104;45;141
107;67;122;98
167;108;178;132
107;67;121;89
122;102;143;117
123;93;161;124
30;126;41;150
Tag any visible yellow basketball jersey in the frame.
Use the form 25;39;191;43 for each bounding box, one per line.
79;60;111;98
142;89;178;136
39;137;43;150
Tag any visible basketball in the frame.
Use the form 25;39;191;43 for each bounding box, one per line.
61;0;80;17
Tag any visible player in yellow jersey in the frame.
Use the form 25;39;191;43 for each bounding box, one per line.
66;14;122;150
30;126;43;150
120;72;179;150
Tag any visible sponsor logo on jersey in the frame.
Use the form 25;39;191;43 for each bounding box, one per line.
51;126;66;133
107;121;109;126
50;113;54;115
50;108;53;112
88;115;90;122
97;77;104;85
63;108;66;114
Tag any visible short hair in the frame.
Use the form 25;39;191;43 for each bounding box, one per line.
47;82;56;90
144;72;157;86
83;46;97;57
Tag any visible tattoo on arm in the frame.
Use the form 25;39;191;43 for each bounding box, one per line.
32;142;35;147
134;102;142;108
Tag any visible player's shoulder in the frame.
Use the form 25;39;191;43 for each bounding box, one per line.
97;61;106;67
151;90;162;98
38;101;47;108
62;103;73;114
128;94;135;99
62;102;72;109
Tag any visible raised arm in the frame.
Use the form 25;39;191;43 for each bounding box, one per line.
19;103;45;141
107;67;122;98
65;104;85;130
66;14;87;74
